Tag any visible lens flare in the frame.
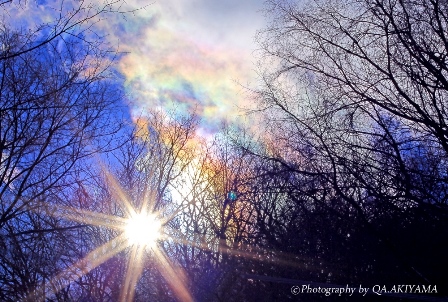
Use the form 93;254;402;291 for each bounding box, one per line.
125;213;161;247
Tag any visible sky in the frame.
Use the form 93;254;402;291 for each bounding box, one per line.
102;0;266;133
2;0;266;134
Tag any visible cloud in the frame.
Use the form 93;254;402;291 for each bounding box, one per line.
2;0;266;133
108;0;265;131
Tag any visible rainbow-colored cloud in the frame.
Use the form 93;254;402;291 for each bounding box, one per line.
108;0;265;132
2;0;265;133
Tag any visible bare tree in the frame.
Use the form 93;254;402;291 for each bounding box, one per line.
259;0;448;154
0;0;130;62
0;28;121;227
43;111;203;301
251;0;448;294
0;1;133;300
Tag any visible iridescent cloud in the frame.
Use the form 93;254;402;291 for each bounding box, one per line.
105;0;265;132
2;0;265;133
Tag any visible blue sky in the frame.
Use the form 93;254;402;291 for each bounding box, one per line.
3;0;266;133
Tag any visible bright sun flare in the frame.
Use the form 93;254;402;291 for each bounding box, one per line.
33;170;194;302
125;213;161;247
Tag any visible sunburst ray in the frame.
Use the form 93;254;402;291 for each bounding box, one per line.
26;233;129;301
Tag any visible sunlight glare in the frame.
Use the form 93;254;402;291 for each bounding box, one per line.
125;213;161;247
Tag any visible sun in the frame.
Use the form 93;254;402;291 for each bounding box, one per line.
31;170;194;302
125;212;161;247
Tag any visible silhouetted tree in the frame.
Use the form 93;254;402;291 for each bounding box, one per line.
0;1;133;300
249;0;448;298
